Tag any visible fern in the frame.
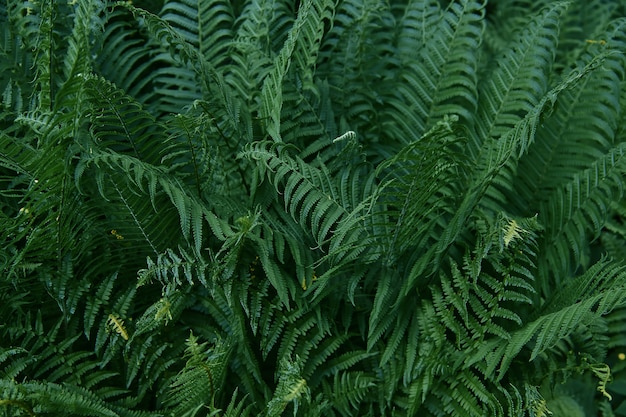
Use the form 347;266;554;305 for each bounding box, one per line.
165;332;230;416
266;356;310;417
240;141;368;258
383;0;486;141
3;0;626;416
260;0;335;141
472;2;567;153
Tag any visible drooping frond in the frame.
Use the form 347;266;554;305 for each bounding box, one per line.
383;0;486;142
472;2;567;155
240;141;368;254
165;332;231;416
374;115;468;272
160;0;235;66
260;0;335;141
3;1;626;416
538;143;626;289
511;19;626;214
487;260;626;380
82;75;165;162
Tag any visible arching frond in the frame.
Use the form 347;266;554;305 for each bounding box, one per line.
260;0;335;141
538;144;626;289
3;1;626;416
383;0;486;142
472;2;567;154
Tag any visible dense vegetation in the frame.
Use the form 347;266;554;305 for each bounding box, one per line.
2;0;626;415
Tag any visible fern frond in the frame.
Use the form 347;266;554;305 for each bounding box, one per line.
384;0;485;141
114;0;236;121
555;0;617;69
10;0;55;111
76;150;212;255
395;0;441;64
83;74;165;163
240;141;362;251
107;313;129;341
57;0;105;107
161;0;234;66
375;115;467;271
166;332;231;416
472;2;567;155
438;51;612;262
260;0;335;141
316;0;396;149
138;247;209;292
322;371;376;416
96;8;158;104
485;259;626;380
511;18;626;214
0;379;119;417
266;356;310;417
539;143;626;288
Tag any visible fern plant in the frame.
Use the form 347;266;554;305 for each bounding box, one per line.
2;0;626;416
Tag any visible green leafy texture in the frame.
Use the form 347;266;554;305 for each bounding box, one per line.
382;0;485;142
374;115;468;273
448;51;615;269
472;2;566;155
95;7;159;105
403;212;541;415
266;356;310;417
75;148;211;256
150;0;236;115
240;141;368;260
166;333;231;416
506;19;626;290
316;0;397;158
260;0;335;141
554;0;618;71
538;143;626;292
469;258;626;380
3;1;626;416
160;0;234;67
0;379;118;417
83;75;165;163
320;371;376;417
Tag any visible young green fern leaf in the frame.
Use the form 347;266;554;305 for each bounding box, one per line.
166;333;231;416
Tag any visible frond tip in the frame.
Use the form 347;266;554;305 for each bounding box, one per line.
591;363;612;401
107;314;129;340
333;131;356;143
500;214;540;249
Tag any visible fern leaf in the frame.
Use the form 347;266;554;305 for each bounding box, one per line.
266;356;310;417
472;2;567;153
163;0;234;65
511;18;626;213
539;144;626;288
52;0;105;114
0;380;119;417
323;371;376;416
375;115;467;271
385;0;485;140
84;273;119;340
493;260;626;379
435;51;612;268
241;141;364;252
166;333;231;416
260;0;335;141
83;75;164;163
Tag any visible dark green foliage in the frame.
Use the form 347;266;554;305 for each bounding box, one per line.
2;0;626;416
